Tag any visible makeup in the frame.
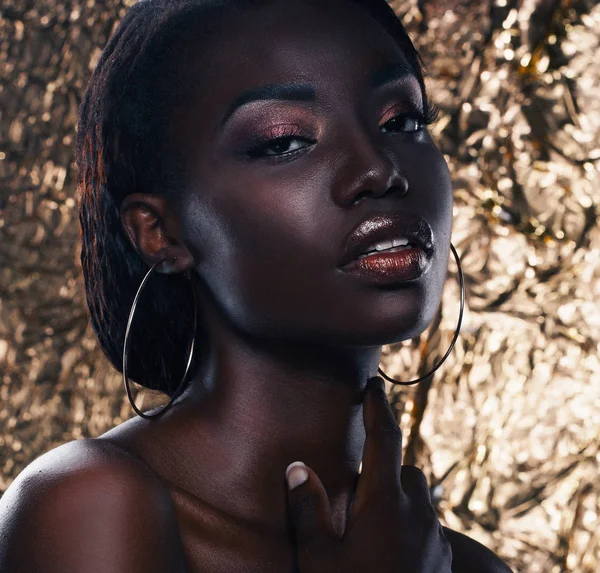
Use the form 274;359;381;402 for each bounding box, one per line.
340;247;431;285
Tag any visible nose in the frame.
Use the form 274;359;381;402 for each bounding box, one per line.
331;129;409;206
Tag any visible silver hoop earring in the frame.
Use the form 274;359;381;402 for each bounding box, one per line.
123;258;197;419
378;241;465;386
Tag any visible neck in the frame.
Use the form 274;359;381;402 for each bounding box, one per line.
177;320;382;537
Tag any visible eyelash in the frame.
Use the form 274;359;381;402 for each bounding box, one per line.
245;103;439;161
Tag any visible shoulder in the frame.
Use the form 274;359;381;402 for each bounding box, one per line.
0;438;186;573
442;526;514;573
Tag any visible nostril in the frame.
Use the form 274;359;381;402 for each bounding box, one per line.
395;175;409;195
352;191;370;205
352;183;407;205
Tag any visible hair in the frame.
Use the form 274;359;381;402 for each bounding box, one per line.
75;0;433;398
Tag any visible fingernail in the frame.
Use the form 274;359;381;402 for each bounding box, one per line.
286;461;308;490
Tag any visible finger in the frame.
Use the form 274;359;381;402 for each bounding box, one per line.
400;464;432;502
285;462;338;554
351;377;404;516
401;465;438;516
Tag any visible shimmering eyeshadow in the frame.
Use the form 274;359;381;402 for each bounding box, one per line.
220;61;420;129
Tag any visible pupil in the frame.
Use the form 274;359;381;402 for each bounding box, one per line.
273;139;288;152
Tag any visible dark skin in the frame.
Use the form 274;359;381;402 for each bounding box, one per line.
119;0;450;541
0;1;512;572
118;0;452;566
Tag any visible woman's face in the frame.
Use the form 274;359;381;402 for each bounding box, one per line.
172;0;453;349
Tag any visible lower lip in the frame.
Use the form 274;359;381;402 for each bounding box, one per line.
340;247;432;285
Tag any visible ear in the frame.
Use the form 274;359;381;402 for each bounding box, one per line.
120;193;195;274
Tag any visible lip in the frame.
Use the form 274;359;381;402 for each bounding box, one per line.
338;211;435;269
341;247;432;285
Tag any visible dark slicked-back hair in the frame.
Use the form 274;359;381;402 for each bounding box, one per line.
75;0;431;398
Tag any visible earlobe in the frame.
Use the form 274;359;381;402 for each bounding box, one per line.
120;193;195;274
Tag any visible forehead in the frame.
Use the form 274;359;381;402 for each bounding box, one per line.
189;0;414;108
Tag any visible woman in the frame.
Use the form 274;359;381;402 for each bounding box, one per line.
0;0;513;571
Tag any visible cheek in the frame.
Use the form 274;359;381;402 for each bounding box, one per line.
414;146;454;270
400;143;454;263
408;144;452;222
417;148;454;326
185;180;336;337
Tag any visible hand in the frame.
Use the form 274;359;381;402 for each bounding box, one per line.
285;376;453;573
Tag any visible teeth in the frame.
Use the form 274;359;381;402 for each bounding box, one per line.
375;240;394;251
363;237;410;254
357;242;413;260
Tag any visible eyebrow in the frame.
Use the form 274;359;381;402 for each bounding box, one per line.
370;62;416;89
219;61;418;127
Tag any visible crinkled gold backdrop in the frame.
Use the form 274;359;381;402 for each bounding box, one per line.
1;1;599;571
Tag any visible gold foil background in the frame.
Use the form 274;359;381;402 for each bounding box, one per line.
1;1;599;572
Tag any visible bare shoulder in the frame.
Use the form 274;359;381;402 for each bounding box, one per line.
0;438;186;573
442;526;514;573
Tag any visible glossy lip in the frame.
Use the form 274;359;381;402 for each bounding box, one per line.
341;247;432;285
338;212;435;269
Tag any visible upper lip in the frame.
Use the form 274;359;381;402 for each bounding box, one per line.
339;212;435;267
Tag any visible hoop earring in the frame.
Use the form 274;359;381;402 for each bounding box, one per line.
123;258;197;420
378;242;465;386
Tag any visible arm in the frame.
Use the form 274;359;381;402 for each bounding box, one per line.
0;439;186;573
442;526;514;573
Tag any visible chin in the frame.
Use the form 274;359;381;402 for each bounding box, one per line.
383;307;439;345
335;294;440;349
377;273;446;344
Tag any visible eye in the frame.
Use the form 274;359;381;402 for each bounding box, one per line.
380;113;425;134
256;136;312;157
245;124;316;159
